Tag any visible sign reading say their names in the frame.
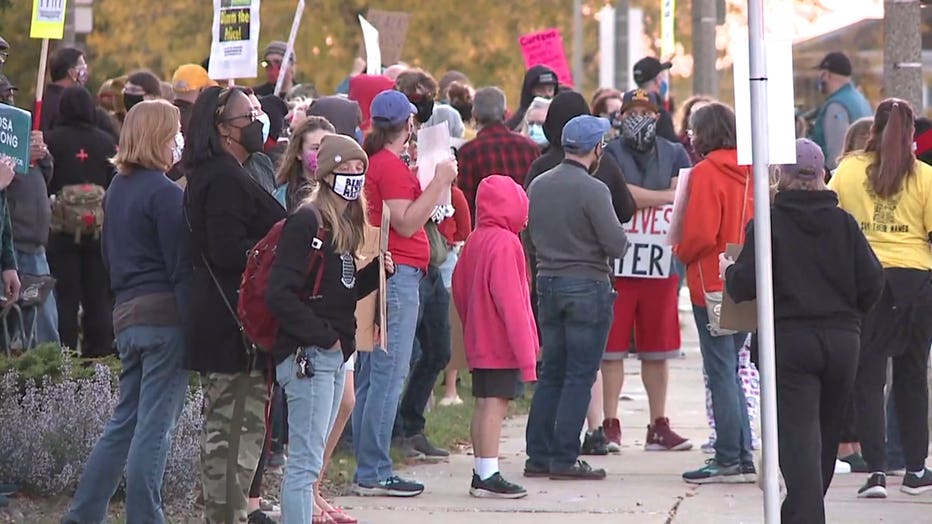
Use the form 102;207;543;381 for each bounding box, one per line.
0;106;33;175
208;0;261;80
613;205;673;279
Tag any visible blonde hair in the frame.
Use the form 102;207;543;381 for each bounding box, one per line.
304;173;368;256
112;99;179;174
839;117;874;162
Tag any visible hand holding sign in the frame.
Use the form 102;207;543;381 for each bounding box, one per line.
0;156;14;190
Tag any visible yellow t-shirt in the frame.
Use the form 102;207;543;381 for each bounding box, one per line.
829;153;932;269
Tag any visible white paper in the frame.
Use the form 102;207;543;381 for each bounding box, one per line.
734;39;797;166
666;168;692;245
416;123;452;204
598;6;615;89
359;15;382;75
208;0;262;81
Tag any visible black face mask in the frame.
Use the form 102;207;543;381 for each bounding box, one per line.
414;97;434;124
123;94;144;111
588;147;603;175
236;120;266;154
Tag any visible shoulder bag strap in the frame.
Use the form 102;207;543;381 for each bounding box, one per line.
698;170;751;295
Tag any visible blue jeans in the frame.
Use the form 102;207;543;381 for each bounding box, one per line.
353;265;422;484
526;276;615;471
64;325;188;524
398;265;452;437
277;347;345;524
15;248;60;346
693;306;754;465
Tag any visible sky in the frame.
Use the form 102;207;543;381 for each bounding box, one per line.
752;0;884;40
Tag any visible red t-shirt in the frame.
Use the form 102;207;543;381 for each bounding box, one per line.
365;149;430;271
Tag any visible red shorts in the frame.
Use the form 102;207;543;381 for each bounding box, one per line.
604;276;681;360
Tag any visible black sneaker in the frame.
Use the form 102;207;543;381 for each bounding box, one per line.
247;510;276;524
355;475;425;497
682;459;750;484
581;428;610;456
523;461;550;478
408;433;450;460
470;471;528;499
840;453;869;473
549;460;607;480
392;435;426;460
901;468;932;495
857;473;887;499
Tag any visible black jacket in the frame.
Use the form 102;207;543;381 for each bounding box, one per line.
39;83;63;132
726;190;884;332
45;122;117;195
506;65;558;131
266;205;380;364
7;155;53;252
183;153;286;374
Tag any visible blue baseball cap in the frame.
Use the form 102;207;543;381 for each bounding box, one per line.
370;90;416;128
562;115;611;154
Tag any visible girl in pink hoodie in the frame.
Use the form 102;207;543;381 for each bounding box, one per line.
452;175;539;499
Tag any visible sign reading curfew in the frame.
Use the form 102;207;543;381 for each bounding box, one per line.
613;205;673;279
208;0;261;80
0;106;33;175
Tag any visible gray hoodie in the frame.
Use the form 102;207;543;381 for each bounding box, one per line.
7;155;53;253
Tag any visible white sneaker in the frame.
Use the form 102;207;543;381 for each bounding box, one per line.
439;396;464;407
834;459;852;474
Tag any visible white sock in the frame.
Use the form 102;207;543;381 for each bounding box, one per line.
475;457;499;480
909;469;926;478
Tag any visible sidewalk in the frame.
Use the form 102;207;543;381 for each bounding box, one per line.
335;312;932;523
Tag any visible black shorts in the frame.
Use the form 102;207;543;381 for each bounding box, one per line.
472;369;521;399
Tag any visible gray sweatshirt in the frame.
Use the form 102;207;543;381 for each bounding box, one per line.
527;160;629;282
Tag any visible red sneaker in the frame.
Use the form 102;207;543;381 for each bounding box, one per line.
645;417;693;451
603;418;622;452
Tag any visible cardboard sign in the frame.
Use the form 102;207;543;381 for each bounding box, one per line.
358;9;411;67
613;205;674;279
378;202;390;352
208;0;261;80
0;106;33;175
519;28;574;87
30;0;68;39
721;243;758;332
358;15;382;76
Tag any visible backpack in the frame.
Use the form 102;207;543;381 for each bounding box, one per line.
51;183;105;242
237;210;328;352
425;220;449;267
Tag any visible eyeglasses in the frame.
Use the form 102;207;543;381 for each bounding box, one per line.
220;111;261;124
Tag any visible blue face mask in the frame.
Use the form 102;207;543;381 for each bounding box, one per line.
528;124;548;147
257;113;271;143
659;79;669;100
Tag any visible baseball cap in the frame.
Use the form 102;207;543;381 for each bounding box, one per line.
620;89;660;113
172;64;217;93
633;57;672;85
370;90;416;128
562;115;611;154
781;139;825;180
0;74;18;94
816;52;852;77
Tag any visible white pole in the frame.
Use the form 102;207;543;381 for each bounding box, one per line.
746;0;780;522
275;0;305;97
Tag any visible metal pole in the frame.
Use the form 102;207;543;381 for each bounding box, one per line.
692;0;718;96
883;0;923;111
746;0;781;522
572;0;584;89
614;0;629;89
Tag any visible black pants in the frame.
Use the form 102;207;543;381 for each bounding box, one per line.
776;326;858;524
47;233;114;357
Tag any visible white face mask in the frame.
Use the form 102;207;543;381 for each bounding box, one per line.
171;132;184;165
329;172;366;201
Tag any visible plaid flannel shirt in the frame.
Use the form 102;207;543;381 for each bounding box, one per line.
457;123;540;217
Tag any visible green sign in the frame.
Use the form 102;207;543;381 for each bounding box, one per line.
0;105;32;175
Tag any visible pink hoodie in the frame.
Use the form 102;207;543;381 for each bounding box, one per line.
452;175;539;382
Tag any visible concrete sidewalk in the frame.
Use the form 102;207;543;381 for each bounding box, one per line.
335;314;932;523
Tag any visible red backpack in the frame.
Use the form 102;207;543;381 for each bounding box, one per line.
237;213;328;352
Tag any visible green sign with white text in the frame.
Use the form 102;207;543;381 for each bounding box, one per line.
0;105;32;175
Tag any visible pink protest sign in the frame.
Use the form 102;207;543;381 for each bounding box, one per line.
519;28;574;87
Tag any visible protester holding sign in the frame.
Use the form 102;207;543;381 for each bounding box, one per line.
675;102;756;484
601;89;691;454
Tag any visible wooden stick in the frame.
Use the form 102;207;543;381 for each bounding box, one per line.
32;38;49;131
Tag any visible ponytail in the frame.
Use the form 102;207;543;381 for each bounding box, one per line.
865;98;916;199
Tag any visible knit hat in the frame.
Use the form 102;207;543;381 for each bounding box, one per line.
263;41;294;63
781;138;825;181
307;96;363;138
315;134;369;180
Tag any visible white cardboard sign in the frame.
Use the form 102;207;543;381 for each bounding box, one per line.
734;39;797;166
208;0;262;80
613;205;674;279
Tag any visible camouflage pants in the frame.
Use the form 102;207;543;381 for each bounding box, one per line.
201;371;268;523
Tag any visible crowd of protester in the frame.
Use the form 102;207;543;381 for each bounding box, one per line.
0;37;930;524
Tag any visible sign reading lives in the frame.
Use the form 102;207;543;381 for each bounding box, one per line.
0;106;32;175
613;205;673;279
208;0;261;80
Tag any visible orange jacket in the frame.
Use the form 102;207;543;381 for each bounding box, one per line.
674;149;753;306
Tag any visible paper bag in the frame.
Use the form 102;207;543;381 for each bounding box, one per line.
720;243;758;332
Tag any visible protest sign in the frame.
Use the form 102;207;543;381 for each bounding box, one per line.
519;28;573;87
358;10;411;67
30;0;67;39
660;0;675;59
613;205;674;278
208;0;261;81
416;122;452;204
274;0;305;97
666;168;692;245
0;106;33;175
378;202;390;352
720;243;757;332
359;15;382;75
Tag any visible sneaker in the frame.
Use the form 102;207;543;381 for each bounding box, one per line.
857;473;887;499
645;417;693;451
247;510;276;524
840;453;869;473
392;436;426;460
549;460;607;480
581;427;610;456
740;462;758;483
603;418;622;453
407;433;450;460
355;475;425;497
470;471;528;499
683;459;751;484
901;468;932;495
700;439;715;455
834;459;852;475
439;396;464;407
523;461;550;478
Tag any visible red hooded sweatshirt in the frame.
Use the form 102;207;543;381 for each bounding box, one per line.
348;74;395;132
452;175;539;382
